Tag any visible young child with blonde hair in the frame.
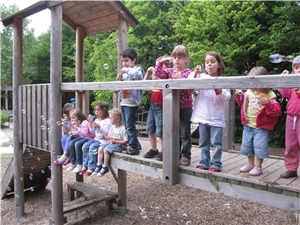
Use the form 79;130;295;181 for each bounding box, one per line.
236;66;281;176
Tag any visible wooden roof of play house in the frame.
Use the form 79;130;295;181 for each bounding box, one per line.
2;0;139;36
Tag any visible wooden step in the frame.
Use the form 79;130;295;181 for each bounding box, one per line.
65;182;118;214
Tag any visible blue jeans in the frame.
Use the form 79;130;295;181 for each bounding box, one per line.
121;105;139;148
82;140;100;170
198;123;223;170
240;125;269;159
180;108;192;160
146;103;163;138
61;134;72;153
69;137;89;165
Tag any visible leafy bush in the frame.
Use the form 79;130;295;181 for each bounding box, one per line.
0;110;10;125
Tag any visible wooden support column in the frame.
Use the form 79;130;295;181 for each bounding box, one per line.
116;16;128;108
222;90;235;150
13;15;24;218
50;4;64;225
117;169;127;214
163;89;180;185
75;26;86;114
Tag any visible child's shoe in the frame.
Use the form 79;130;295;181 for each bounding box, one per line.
79;166;87;175
280;170;298;178
84;169;93;176
156;152;163;161
62;158;70;165
73;165;83;173
54;156;69;165
92;164;102;175
66;164;76;172
240;164;254;172
98;166;109;176
249;166;263;176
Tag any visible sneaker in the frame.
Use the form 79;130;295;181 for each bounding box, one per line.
240;164;254;173
84;169;93;176
156;152;163;161
66;164;76;172
179;157;190;166
143;149;158;158
62;158;70;165
138;143;142;150
92;165;102;175
249;166;263;176
123;146;140;155
98;166;109;176
196;165;208;170
280;170;298;179
73;165;83;173
78;166;87;175
54;156;69;165
54;159;63;165
209;167;220;172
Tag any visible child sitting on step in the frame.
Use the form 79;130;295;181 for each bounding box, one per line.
94;108;128;176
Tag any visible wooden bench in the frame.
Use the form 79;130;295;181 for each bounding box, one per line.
64;182;119;215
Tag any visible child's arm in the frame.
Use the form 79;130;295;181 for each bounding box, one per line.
144;67;154;80
235;89;244;107
263;97;282;117
154;60;172;79
77;120;90;137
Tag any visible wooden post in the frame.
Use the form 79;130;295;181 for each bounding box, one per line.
13;15;24;218
117;169;127;214
117;15;127;71
50;4;64;225
163;89;180;185
75;26;86;114
222;90;235;150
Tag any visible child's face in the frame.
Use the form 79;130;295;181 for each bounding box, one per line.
172;55;188;70
94;106;103;118
70;113;79;124
121;56;136;68
205;55;220;76
109;115;120;125
293;64;300;74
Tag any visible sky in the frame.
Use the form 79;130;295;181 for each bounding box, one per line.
2;0;50;36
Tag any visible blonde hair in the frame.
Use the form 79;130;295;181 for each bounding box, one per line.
248;66;272;94
292;56;300;74
171;45;189;58
109;108;122;122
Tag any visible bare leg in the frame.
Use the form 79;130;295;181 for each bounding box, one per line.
255;158;263;168
148;133;157;150
103;150;111;166
97;147;104;164
158;138;163;153
248;155;255;166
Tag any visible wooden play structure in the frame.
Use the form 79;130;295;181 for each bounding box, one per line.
1;1;299;224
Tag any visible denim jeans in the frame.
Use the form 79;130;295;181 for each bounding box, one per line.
121;105;139;148
69;137;89;165
61;134;70;154
82;139;100;170
146;103;163;138
180;107;192;160
198;123;223;170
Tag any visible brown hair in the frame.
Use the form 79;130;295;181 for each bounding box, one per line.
63;103;74;115
70;108;87;122
204;51;225;76
95;101;109;119
248;66;272;94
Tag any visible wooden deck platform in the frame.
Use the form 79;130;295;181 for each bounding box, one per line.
111;137;300;213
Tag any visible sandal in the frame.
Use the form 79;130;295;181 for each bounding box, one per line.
179;157;190;166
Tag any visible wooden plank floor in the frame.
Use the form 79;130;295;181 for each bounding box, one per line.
111;137;300;213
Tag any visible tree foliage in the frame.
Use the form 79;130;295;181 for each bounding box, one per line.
2;1;300;147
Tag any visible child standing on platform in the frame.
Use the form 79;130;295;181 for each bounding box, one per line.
54;103;74;165
154;45;193;166
116;48;145;155
143;56;172;161
191;51;231;172
236;66;281;176
94;108;128;176
280;56;300;178
79;102;111;176
65;108;95;173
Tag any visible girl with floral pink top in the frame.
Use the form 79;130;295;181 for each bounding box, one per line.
154;45;193;166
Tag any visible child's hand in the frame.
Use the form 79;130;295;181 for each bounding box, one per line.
194;65;201;75
147;67;154;74
235;89;242;95
294;88;300;97
281;70;289;75
160;57;173;64
172;68;180;79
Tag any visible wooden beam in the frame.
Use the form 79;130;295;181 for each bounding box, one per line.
60;74;300;91
12;14;24;218
49;4;64;225
222;90;235;150
163;89;180;185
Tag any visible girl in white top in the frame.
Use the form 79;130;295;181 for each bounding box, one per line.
190;51;231;172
